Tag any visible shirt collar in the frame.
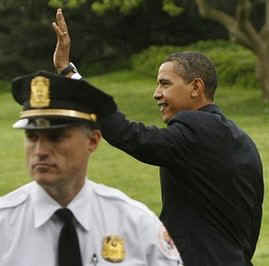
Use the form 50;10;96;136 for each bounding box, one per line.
198;103;222;114
66;180;92;231
31;180;93;231
168;104;223;124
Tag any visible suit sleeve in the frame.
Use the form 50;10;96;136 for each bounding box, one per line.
100;111;197;168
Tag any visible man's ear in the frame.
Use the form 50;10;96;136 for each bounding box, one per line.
191;78;205;98
88;129;102;153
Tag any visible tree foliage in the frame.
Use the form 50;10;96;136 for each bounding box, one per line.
91;0;143;15
192;0;269;100
0;0;57;78
47;0;184;16
0;0;228;80
49;0;87;9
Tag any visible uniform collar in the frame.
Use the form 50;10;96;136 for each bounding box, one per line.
66;180;92;231
31;180;93;231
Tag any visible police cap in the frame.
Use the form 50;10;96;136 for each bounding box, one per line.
11;70;116;130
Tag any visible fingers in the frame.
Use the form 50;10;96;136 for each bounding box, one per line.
56;8;69;35
52;22;60;39
52;21;67;39
52;8;71;71
52;9;69;35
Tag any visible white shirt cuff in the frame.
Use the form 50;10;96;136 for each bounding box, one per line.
71;72;82;80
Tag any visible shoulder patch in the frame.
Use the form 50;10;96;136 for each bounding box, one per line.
0;188;29;210
158;224;183;264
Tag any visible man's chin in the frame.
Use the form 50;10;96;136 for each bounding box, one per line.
32;173;58;187
162;114;170;124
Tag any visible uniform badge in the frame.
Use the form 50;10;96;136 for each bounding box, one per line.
30;76;50;108
102;235;126;263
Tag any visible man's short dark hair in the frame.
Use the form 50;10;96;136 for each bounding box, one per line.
162;52;217;100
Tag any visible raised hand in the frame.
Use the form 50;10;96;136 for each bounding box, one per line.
52;8;71;73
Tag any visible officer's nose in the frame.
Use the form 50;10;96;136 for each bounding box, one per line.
34;137;50;160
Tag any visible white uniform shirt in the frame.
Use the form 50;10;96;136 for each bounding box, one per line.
0;179;183;266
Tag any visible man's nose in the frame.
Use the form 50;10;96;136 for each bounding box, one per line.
153;86;162;100
34;138;50;159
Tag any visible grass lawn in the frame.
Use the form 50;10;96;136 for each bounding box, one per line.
0;70;268;265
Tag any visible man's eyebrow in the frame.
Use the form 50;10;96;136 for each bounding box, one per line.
157;78;171;83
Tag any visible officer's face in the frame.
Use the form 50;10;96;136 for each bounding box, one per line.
154;61;196;123
24;126;101;188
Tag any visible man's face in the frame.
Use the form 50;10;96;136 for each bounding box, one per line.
24;126;100;187
154;61;195;123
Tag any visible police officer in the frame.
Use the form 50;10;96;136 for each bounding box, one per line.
0;71;183;266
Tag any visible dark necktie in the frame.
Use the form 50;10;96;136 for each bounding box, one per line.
56;208;83;266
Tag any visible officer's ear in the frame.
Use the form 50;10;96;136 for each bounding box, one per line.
191;78;205;98
87;129;102;153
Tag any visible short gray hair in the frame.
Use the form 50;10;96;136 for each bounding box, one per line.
78;122;99;136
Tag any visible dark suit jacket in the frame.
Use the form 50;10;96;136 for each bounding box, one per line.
100;104;264;266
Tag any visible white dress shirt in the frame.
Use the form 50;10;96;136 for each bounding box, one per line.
0;179;183;266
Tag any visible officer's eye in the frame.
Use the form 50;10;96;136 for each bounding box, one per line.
25;131;38;142
47;131;66;142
